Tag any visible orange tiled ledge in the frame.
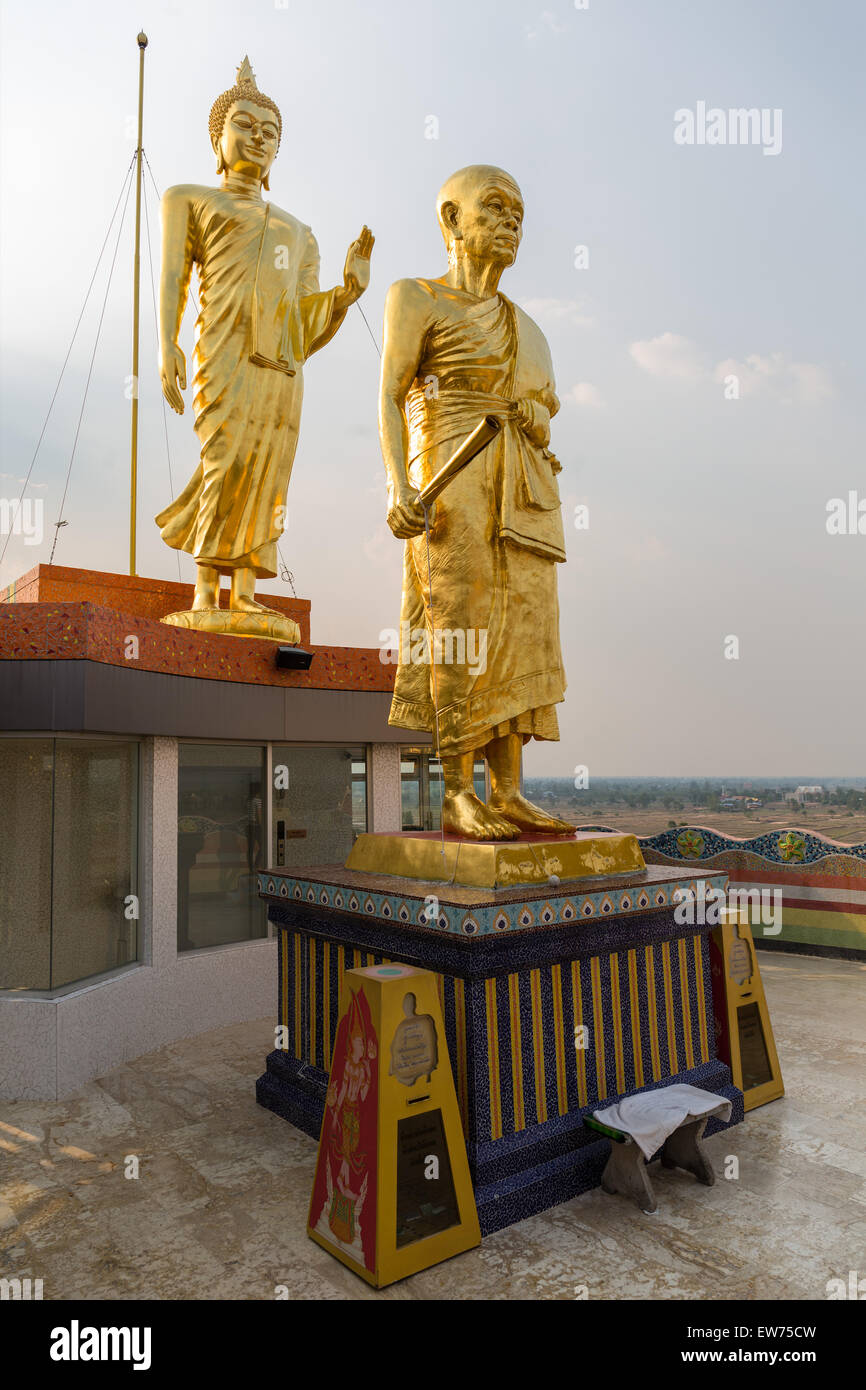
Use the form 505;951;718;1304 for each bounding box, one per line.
3;564;312;643
0;602;394;692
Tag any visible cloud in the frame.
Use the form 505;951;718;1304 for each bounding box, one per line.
362;526;395;570
713;353;835;403
366;466;386;499
567;382;604;408
522;297;594;328
631;332;834;403
541;9;567;32
629;332;705;380
525;10;567;39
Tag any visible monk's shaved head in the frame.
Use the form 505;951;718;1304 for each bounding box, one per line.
436;165;524;247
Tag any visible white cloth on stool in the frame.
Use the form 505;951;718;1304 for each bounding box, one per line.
594;1085;732;1161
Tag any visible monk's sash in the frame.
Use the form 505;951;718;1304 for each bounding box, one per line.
405;386;566;563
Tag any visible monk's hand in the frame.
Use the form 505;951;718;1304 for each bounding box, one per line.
340;225;374;305
160;341;186;415
387;484;427;539
514;396;550;448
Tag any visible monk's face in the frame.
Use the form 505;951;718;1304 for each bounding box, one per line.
450;178;524;266
216;99;280;182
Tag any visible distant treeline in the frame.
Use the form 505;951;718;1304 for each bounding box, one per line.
523;777;866;811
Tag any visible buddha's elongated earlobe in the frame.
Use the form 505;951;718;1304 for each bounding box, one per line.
262;173;270;191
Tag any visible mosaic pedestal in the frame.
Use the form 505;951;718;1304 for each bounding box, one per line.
256;862;743;1235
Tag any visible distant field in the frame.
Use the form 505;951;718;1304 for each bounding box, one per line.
547;802;866;846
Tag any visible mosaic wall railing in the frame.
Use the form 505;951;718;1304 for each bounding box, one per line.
576;825;866;956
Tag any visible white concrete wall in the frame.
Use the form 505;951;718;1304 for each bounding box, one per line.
370;743;402;832
0;733;404;1100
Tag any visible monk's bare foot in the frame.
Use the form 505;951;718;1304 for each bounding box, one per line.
489;793;576;836
442;791;521;841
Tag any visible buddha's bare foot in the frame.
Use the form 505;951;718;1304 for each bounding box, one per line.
488;793;576;836
231;595;281;616
442;791;521;841
191;596;219;612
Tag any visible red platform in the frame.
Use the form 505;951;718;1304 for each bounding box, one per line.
4;564;311;640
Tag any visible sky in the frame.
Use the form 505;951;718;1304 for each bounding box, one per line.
0;0;863;777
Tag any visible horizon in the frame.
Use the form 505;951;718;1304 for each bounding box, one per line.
524;775;866;783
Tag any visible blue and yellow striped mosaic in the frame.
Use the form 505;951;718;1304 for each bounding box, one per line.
275;923;715;1143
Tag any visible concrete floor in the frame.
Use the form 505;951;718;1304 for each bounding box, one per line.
1;951;864;1301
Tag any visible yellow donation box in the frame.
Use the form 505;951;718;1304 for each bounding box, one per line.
710;915;784;1111
307;964;481;1287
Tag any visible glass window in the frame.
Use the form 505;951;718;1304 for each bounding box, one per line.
272;746;367;871
0;738;139;992
401;748;486;831
51;740;139;988
0;739;54;989
401;755;423;830
351;756;368;836
178;744;266;952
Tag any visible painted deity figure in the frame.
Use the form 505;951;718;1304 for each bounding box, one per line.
379;165;574;840
323;990;377;1246
156;57;374;639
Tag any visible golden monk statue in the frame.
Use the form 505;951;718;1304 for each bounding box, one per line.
379;165;574;840
156;57;374;640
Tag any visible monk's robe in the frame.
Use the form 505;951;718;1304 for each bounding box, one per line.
156;187;339;578
389;286;567;756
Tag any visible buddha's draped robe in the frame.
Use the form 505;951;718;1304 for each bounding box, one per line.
155;187;338;578
389;287;567;756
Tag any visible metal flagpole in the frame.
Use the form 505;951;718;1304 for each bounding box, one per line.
129;30;148;576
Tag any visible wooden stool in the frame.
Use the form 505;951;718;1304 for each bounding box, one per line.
584;1111;717;1214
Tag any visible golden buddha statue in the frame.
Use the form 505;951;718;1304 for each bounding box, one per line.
155;57;374;640
379;166;573;840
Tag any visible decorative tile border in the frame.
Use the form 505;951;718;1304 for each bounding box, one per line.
626;824;866;866
257;870;728;937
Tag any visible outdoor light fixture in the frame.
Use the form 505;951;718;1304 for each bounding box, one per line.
275;646;315;671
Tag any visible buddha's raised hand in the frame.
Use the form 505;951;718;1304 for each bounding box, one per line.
341;225;375;303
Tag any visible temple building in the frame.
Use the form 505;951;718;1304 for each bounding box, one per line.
0;563;445;1100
